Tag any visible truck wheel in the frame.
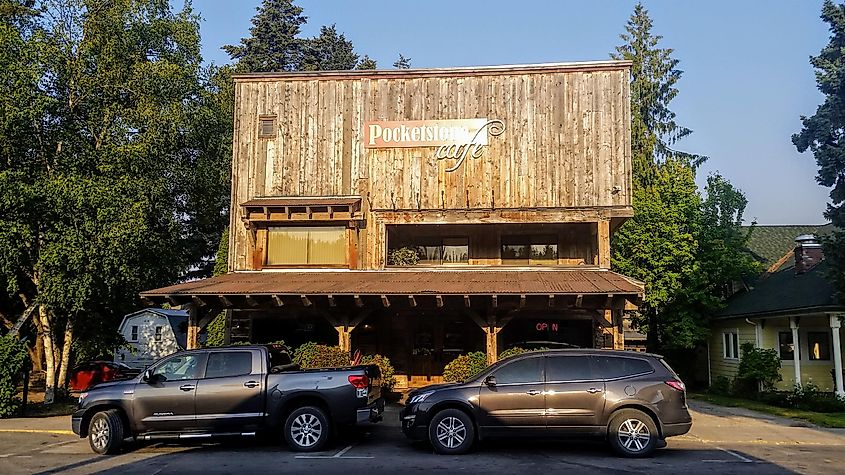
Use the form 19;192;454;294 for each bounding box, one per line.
88;409;125;455
428;408;474;455
284;406;330;452
608;409;658;458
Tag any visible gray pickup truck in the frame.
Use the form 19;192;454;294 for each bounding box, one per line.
71;345;383;454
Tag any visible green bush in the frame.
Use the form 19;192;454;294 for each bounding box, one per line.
293;342;350;369
205;312;226;347
361;354;396;391
387;247;419;266
0;335;28;418
736;343;782;391
708;376;732;396
443;352;487;382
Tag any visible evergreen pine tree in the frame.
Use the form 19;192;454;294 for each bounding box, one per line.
300;24;358;71
393;53;411;69
793;0;845;302
223;0;306;72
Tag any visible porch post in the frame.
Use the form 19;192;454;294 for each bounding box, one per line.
486;327;501;366
336;326;352;354
187;303;199;350
830;314;844;398
790;317;801;387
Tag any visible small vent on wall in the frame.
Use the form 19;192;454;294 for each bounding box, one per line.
258;115;277;138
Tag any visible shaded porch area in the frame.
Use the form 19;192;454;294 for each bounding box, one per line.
139;268;643;385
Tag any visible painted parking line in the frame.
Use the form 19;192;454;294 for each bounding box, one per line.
0;429;75;435
294;444;374;459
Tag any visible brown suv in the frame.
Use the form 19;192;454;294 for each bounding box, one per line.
400;349;691;457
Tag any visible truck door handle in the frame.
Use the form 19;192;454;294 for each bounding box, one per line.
526;389;542;396
244;381;259;388
179;384;196;392
587;387;602;394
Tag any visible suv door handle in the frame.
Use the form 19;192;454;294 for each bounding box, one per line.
526;389;542;396
244;381;259;388
587;387;602;394
179;384;196;392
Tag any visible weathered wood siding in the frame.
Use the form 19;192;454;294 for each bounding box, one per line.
229;63;632;271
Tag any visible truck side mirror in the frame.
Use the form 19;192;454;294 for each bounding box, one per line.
484;375;497;387
142;369;152;383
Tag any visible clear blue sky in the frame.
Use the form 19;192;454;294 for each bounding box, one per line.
191;0;831;225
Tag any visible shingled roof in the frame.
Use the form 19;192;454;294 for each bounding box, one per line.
744;224;834;268
716;260;842;318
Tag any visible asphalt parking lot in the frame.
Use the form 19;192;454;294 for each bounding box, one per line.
0;400;843;475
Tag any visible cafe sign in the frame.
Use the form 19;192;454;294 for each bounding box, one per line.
364;118;505;172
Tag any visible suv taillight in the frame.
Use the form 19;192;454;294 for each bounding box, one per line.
665;380;686;392
348;374;369;389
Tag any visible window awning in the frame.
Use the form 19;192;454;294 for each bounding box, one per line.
140;268;643;311
240;196;363;224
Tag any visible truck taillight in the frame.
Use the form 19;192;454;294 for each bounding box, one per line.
348;374;369;389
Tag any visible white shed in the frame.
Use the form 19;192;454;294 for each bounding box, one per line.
115;309;204;369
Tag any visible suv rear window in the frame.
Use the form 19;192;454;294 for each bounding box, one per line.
546;356;594;381
592;356;653;379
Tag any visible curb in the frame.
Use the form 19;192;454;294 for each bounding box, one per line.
0;429;75;435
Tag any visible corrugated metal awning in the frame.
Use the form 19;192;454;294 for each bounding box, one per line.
140;268;643;310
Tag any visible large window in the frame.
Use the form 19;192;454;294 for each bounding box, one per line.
807;332;831;361
266;226;346;266
390;236;469;266
501;235;558;265
153;354;204;381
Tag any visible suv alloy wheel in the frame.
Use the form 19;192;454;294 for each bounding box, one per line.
428;408;475;455
607;409;658;457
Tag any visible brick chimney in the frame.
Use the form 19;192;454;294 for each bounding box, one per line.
794;234;824;274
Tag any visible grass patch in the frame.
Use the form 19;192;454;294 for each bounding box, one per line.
689;392;845;428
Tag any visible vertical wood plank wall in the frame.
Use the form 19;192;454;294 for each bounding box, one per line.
229;64;632;271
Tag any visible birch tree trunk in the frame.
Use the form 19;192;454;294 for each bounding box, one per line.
38;306;57;404
56;319;74;392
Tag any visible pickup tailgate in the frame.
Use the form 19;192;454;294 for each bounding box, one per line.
363;364;382;405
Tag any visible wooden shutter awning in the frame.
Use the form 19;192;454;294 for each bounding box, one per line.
240;196;363;224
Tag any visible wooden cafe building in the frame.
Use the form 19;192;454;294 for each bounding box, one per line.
140;60;644;387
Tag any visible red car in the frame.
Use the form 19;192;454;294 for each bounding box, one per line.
69;361;139;391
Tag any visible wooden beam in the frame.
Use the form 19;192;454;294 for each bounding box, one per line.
491;294;498;309
245;295;259;307
327;295;336;307
464;295;471;308
436;295;444;308
465;311;487;330
354;295;364;308
272;294;284;307
217;295;233;308
301;295;312;307
597;219;611;268
381;295;390;308
604;294;614;309
166;295;182;307
519;294;526;308
197;309;220;330
191;296;207;308
575;294;583;308
140;296;155;307
408;295;417;307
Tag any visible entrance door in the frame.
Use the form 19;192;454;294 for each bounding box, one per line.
133;352;206;433
477;355;546;436
195;350;264;431
544;355;606;435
